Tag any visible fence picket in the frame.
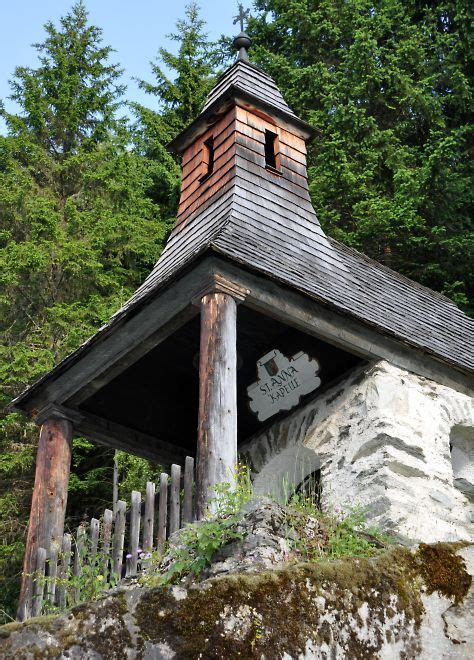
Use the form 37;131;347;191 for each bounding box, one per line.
27;455;196;621
57;533;71;610
112;500;126;579
90;518;100;569
183;456;194;524
143;482;155;553
169;464;181;536
73;525;86;604
157;473;168;549
32;547;46;617
46;549;58;609
101;509;113;579
127;491;141;576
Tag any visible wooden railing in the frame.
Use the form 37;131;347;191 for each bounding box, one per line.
27;457;195;619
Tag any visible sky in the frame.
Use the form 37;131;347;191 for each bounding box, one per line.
0;0;240;132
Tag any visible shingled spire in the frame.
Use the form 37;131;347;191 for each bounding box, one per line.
137;28;343;305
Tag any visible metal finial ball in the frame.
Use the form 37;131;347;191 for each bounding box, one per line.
233;32;252;53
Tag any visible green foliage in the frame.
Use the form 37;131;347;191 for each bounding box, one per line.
285;494;388;561
0;2;221;618
67;439;114;525
0;414;37;624
147;465;253;586
0;2;173;621
115;450;163;504
325;506;389;559
146;469;385;590
130;2;221;216
32;521;119;616
3;1;124;156
156;517;243;586
249;0;473;312
133;2;220;139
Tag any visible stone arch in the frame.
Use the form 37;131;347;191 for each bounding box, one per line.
450;425;474;500
251;445;321;503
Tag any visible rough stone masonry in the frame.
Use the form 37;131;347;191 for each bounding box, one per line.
241;360;474;544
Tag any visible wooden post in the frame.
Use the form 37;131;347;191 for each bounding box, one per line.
46;548;58;609
112;500;126;579
57;533;72;611
112;450;119;516
157;473;168;549
183;456;194;524
169;464;181;535
90;518;100;569
17;414;73;621
196;292;238;519
143;482;155;554
128;490;141;576
31;547;47;618
101;509;113;580
73;525;86;604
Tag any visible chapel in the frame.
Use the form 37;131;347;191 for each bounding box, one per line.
13;28;474;619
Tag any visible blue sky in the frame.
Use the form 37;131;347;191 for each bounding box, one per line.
0;0;240;132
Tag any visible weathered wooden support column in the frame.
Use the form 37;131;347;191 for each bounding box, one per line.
17;406;73;621
196;278;247;519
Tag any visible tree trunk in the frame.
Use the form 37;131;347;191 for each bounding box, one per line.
17;417;73;621
196;292;237;519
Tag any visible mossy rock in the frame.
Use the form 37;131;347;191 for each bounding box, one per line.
1;543;471;659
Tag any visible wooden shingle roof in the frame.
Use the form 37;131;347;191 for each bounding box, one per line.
202;59;299;121
131;167;473;374
12;54;473;410
130;60;473;374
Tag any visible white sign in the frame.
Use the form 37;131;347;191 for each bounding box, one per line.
247;349;321;422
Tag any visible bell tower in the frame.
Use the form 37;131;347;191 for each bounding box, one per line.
161;29;334;270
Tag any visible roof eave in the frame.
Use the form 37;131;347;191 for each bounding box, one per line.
12;242;473;414
167;85;317;155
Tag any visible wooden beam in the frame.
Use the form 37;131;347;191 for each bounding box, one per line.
209;257;474;395
17;416;73;621
196;292;238;519
71;408;189;466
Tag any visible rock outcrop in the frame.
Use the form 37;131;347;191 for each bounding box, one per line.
1;500;472;659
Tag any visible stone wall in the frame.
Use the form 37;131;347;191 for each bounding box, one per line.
240;360;474;543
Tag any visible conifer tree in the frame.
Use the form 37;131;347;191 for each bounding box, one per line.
5;1;124;158
249;0;473;311
0;3;168;620
134;2;219;139
131;2;221;216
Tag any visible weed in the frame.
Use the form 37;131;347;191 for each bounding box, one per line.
31;521;119;615
144;464;253;586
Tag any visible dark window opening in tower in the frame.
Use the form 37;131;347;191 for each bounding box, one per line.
264;130;279;170
201;136;215;180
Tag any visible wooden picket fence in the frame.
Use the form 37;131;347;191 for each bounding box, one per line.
27;457;195;619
